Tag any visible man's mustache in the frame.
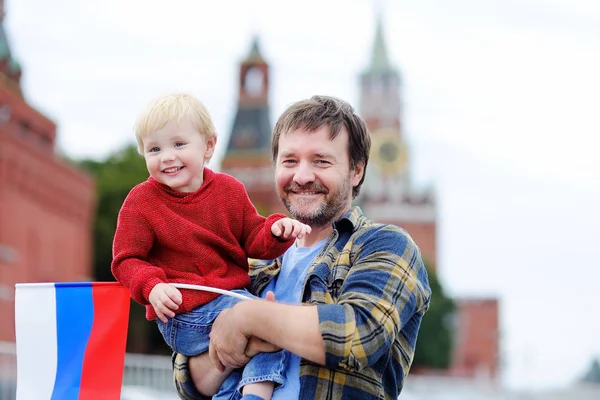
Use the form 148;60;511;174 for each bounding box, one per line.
284;183;328;194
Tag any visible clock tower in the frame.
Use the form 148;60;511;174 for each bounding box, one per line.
357;16;437;267
221;37;284;215
357;13;499;381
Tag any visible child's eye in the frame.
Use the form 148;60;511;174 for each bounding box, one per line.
175;142;186;147
149;147;160;153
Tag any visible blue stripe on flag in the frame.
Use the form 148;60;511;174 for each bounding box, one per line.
51;282;94;400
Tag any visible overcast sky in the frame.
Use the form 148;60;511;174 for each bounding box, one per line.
7;0;600;392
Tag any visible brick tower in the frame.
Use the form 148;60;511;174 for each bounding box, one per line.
0;1;95;342
220;36;283;215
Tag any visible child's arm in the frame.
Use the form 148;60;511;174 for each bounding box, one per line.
225;177;308;259
236;190;300;259
111;201;169;305
242;212;296;260
271;218;311;240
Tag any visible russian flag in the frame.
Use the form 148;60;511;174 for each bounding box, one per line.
14;282;130;400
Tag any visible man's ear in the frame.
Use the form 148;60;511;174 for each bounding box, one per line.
351;162;365;187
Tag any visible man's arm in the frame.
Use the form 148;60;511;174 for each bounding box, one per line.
208;300;325;371
209;225;431;372
315;226;430;371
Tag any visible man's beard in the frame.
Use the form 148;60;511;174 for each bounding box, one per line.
279;178;351;228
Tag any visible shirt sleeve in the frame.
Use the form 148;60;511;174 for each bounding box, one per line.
111;198;167;305
316;225;431;372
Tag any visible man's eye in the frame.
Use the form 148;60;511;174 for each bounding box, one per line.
282;159;297;164
315;160;331;165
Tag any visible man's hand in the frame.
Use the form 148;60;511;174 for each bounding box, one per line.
208;306;252;372
149;283;182;323
271;217;311;240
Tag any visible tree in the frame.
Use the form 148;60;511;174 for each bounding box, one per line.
582;358;600;384
412;263;455;369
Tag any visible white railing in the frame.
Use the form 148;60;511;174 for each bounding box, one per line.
122;352;174;393
0;341;176;399
0;342;16;400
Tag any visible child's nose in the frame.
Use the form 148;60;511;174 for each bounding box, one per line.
161;151;176;162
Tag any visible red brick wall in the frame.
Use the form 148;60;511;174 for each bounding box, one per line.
0;96;95;342
449;298;500;379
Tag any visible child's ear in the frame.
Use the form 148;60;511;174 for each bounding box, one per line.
205;135;217;159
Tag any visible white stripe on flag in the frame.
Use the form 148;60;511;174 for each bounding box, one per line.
15;284;58;400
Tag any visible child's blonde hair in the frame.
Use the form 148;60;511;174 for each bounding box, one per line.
134;93;216;155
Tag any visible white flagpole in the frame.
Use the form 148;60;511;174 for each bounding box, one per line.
169;283;252;300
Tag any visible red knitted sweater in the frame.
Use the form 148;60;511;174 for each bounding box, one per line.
111;168;294;320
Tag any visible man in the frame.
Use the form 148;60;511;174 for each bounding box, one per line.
173;95;431;400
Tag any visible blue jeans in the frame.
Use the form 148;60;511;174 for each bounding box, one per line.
156;289;288;399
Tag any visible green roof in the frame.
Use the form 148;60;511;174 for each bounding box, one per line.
364;15;397;76
8;57;20;73
0;22;20;74
244;36;265;63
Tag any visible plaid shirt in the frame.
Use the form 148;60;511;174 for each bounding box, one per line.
173;206;431;399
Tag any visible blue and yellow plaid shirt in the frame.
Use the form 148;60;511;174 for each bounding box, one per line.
174;206;431;399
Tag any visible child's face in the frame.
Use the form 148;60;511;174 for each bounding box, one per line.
141;118;215;192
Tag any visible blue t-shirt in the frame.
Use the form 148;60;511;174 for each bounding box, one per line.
263;238;326;400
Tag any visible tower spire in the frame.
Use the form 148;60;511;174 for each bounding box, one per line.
244;35;264;63
0;0;22;93
368;13;392;74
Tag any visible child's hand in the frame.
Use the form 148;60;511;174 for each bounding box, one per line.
271;218;311;240
149;283;183;323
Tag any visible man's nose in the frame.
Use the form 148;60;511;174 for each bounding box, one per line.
293;162;316;185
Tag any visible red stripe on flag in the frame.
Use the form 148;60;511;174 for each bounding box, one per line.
80;283;130;399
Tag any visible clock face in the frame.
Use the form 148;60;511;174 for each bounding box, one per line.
379;142;399;163
244;67;264;97
371;128;408;177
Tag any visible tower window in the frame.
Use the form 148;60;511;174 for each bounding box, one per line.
244;67;264;97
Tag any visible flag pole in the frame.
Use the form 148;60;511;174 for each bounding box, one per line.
169;283;252;300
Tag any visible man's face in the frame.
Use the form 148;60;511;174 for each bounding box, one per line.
274;125;363;227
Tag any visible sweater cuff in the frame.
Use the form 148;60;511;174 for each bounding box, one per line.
141;277;166;303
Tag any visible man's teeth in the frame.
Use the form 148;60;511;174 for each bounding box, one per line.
163;167;181;173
